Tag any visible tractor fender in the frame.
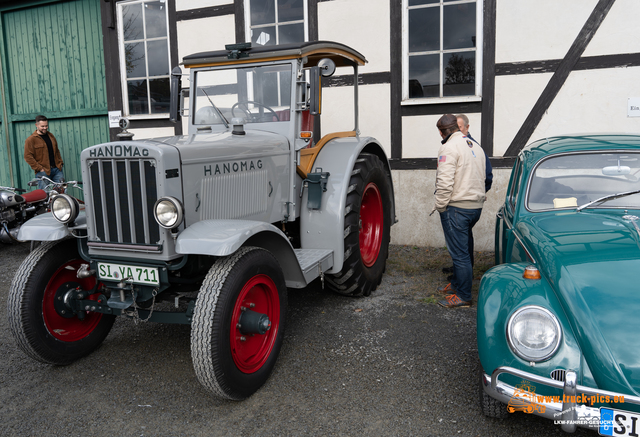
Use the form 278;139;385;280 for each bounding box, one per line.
175;219;307;288
17;211;86;241
299;136;394;273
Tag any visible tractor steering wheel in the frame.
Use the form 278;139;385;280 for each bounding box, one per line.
231;101;280;122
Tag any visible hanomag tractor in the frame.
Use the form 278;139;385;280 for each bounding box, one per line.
7;41;396;400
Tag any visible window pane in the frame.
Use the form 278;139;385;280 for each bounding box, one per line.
443;52;475;96
122;3;144;41
279;23;304;44
279;70;292;106
278;0;303;22
251;0;275;26
252;26;276;46
147;39;169;76
149;78;170;114
128;80;148;115
409;54;439;98
125;42;146;78
145;1;168;38
409;7;439;53
443;3;476;50
409;0;438;5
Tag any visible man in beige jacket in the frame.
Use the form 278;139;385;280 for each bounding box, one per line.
432;114;486;308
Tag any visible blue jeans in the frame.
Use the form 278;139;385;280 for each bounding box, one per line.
439;206;482;302
35;167;64;190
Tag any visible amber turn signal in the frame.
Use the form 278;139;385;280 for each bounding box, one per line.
523;265;541;280
300;131;313;139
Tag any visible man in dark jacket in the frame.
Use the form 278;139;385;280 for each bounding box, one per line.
24;115;64;190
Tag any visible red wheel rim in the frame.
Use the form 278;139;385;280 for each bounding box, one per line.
359;182;383;267
230;274;280;374
42;260;103;342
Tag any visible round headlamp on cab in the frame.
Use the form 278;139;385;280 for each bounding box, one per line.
153;197;183;229
51;194;80;224
507;306;562;362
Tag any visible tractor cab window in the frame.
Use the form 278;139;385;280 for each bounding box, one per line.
193;64;292;125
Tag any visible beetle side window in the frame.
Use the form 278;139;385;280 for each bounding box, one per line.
508;159;523;211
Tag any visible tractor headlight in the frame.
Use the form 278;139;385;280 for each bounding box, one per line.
51;194;79;224
153;197;183;229
507;306;561;362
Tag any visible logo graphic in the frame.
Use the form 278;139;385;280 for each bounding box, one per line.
507;381;546;414
466;140;473;147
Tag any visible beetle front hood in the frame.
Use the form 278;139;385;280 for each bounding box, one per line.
523;211;640;395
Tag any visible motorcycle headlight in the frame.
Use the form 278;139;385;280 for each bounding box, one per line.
51;194;79;224
153;197;183;229
507;306;562;362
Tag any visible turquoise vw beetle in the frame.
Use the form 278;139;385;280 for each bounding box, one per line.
478;134;640;434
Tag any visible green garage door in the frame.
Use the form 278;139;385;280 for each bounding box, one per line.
0;0;108;189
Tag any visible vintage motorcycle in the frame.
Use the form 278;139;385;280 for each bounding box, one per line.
0;176;82;244
0;185;49;243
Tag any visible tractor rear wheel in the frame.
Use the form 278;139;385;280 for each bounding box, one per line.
326;152;391;297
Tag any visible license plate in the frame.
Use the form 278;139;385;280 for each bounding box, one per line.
97;262;159;286
600;408;640;436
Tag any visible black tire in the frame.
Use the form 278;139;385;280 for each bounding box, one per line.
7;239;115;365
479;373;510;419
191;247;287;400
326;152;392;297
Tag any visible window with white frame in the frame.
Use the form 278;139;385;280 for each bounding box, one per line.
117;0;171;117
245;0;308;46
403;0;482;102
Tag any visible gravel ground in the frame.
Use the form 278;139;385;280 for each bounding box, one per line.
0;242;593;437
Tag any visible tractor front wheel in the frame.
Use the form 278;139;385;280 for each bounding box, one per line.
7;239;115;365
191;247;287;400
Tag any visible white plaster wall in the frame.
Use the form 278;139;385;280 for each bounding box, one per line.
584;0;640;57
176;15;235;61
321;84;390;155
176;0;229;11
129;127;175;140
531;67;640;140
317;0;390;75
495;0;597;64
402;113;483;159
493;73;552;156
390;168;511;251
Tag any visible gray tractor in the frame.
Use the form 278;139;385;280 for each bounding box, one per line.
7;41;396;400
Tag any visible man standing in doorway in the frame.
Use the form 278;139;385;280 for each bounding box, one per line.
432;114;486;308
24;115;64;190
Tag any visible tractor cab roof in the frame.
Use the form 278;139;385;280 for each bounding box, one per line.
182;41;367;69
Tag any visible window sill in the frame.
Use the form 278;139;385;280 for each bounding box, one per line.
401;95;482;106
123;114;171;120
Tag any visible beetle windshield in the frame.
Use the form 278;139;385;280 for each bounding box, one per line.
193;64;292;125
527;152;640;211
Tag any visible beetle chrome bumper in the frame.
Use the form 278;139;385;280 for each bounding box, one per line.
483;367;640;433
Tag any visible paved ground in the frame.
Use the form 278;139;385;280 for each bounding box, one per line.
0;242;592;436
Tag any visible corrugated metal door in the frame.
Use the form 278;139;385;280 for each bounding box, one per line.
0;0;108;190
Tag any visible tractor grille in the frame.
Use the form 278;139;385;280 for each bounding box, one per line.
88;159;160;245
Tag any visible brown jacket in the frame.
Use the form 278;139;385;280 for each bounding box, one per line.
24;130;64;175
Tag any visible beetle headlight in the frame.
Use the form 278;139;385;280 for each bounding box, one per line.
153;197;183;229
507;306;561;362
51;194;79;224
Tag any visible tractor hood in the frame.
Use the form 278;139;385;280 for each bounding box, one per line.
153;130;290;163
521;211;640;396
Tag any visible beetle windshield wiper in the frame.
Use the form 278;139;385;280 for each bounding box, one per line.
201;89;229;128
576;189;640;211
